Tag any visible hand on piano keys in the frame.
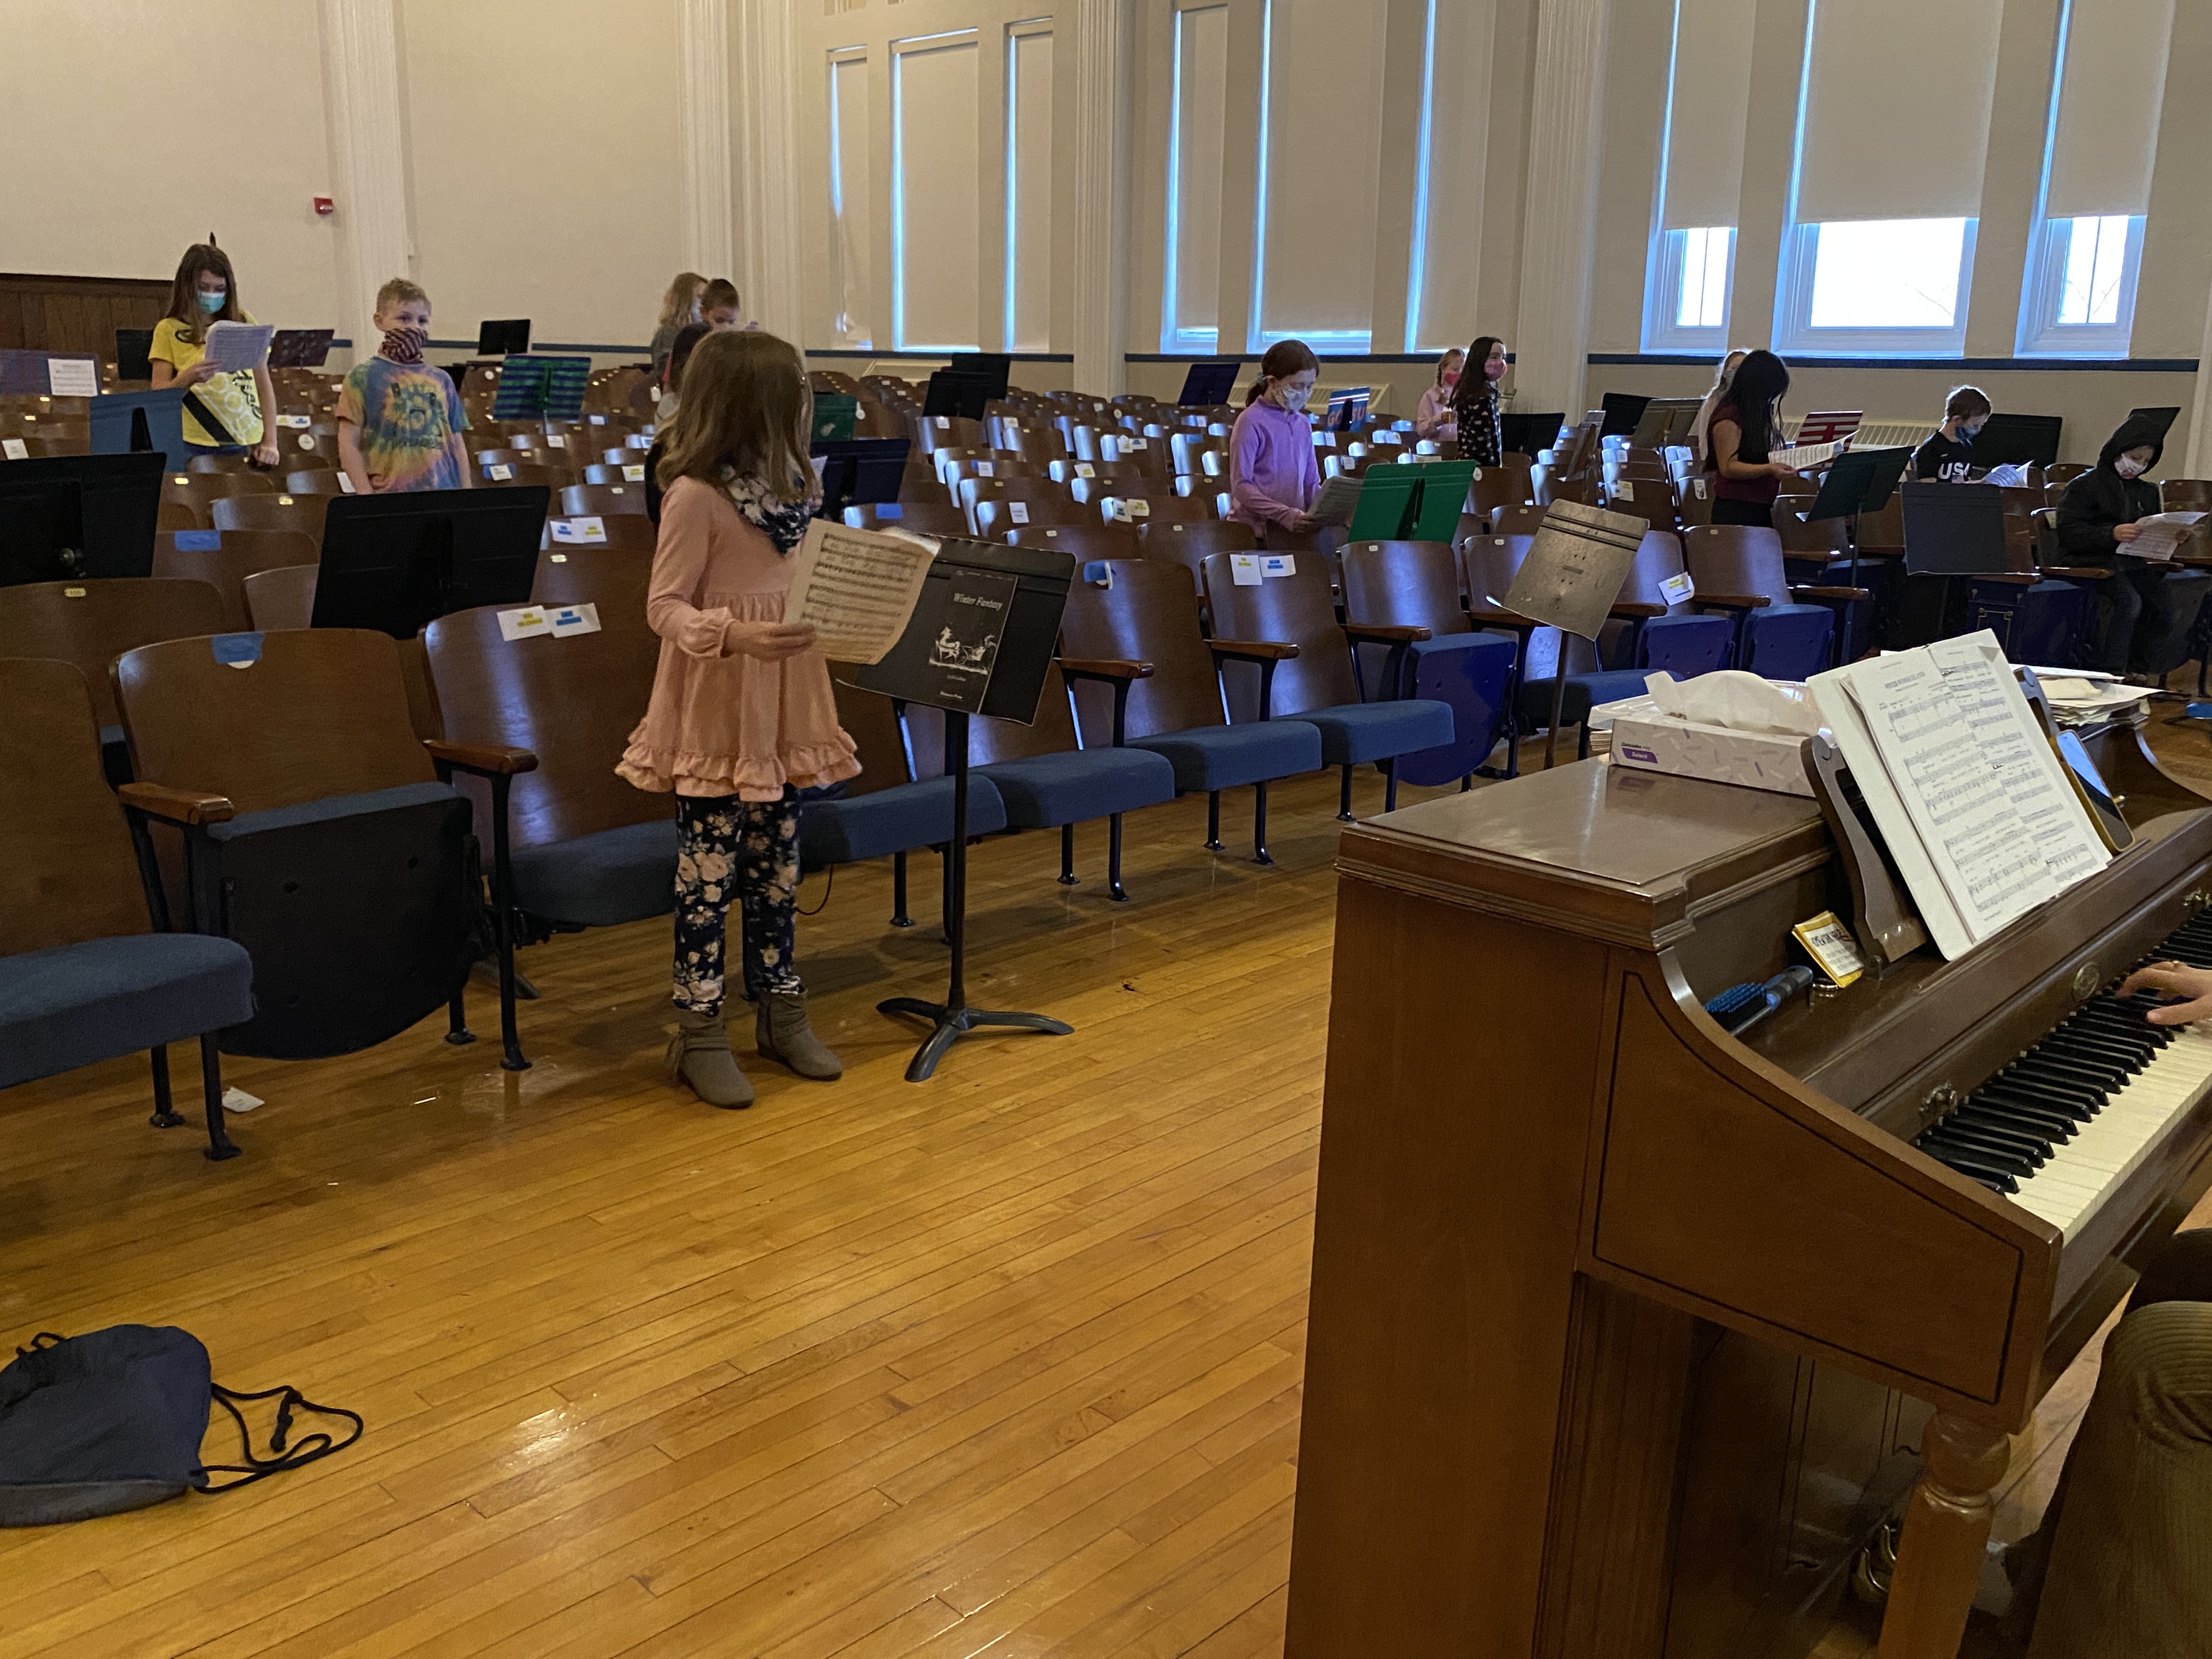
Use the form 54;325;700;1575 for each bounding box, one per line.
1915;915;2212;1240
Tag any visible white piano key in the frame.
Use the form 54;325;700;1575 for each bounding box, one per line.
2008;1022;2212;1238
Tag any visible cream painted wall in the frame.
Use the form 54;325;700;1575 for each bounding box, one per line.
397;0;685;350
0;0;343;331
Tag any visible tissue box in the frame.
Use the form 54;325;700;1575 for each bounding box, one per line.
1608;712;1816;797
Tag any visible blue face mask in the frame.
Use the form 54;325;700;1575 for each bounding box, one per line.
198;291;227;315
1955;423;1978;446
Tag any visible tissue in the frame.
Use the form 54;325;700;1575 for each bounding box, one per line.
1645;670;1820;737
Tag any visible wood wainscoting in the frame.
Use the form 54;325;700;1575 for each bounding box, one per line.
0;271;171;357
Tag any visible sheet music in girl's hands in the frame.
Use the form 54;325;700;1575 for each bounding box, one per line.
1769;437;1849;471
786;520;936;664
202;321;276;373
1307;473;1363;527
2123;511;2207;562
1928;631;2109;889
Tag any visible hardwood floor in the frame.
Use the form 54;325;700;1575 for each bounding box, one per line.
5;707;2209;1656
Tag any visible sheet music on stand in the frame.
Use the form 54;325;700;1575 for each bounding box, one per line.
786;520;935;664
1809;630;2109;960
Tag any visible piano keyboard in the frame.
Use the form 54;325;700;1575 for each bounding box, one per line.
1915;912;2212;1240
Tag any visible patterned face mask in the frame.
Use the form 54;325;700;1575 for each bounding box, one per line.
379;325;428;364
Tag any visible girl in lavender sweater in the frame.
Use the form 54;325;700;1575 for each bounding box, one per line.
1228;339;1321;541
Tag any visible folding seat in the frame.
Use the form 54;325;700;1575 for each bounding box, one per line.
158;470;274;528
1199;552;1453;819
1006;522;1144;566
845;499;968;537
152;529;320;630
1598;529;1733;680
112;628;534;1068
1338;539;1517;784
971;494;1091;538
0;660;256;1160
281;468;347;496
957;473;1066;534
904;665;1175;901
0;577;227;782
561;481;651;518
242;565;319;631
184;452;255;475
1681;524;1867;681
210;489;332;544
1103;490;1212;528
1058;560;1322;862
1491;502;1549;538
1135;518;1257;598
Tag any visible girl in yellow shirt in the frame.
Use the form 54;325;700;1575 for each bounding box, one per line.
148;242;280;466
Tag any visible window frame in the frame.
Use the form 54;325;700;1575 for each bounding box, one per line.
1773;216;1979;359
2017;213;2145;357
1160;1;1228;355
1642;225;1736;354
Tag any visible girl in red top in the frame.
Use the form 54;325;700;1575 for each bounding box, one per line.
1702;349;1796;529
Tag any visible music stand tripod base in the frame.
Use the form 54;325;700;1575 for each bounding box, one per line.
877;995;1073;1083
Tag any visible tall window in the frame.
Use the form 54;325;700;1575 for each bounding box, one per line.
827;48;871;349
891;30;982;353
1774;0;2000;356
1404;0;1492;353
1003;21;1053;352
1642;0;1753;353
2017;0;2171;357
1161;3;1227;353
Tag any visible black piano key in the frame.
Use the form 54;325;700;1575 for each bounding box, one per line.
2036;1038;2138;1077
1924;1125;2044;1170
1959;1099;2076;1142
1939;1116;2055;1161
1979;1084;2096;1124
2045;1030;2148;1068
2000;1056;2109;1092
1919;1146;2019;1193
2017;1054;2124;1091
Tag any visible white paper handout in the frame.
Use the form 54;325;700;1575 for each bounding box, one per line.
46;357;99;397
203;321;276;374
1307;473;1363;527
1769;437;1849;471
2124;512;2206;562
786;520;936;664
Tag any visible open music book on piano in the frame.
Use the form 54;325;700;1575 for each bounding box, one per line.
1810;632;2112;959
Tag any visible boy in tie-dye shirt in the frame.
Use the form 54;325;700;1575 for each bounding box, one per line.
337;279;471;494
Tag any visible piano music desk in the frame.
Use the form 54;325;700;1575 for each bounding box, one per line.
1287;728;2212;1659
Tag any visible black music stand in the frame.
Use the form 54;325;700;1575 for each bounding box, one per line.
1177;361;1239;407
88;387;192;470
0;452;166;585
1972;413;2063;470
812;437;910;521
1804;444;1912;586
312;487;547;637
476;319;531;356
856;538;1076;1081
1500;411;1565;458
1600;393;1649;438
923;371;994;421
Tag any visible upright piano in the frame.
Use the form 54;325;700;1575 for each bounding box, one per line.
1285;726;2212;1658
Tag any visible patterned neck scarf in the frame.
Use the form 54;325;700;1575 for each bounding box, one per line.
378;325;427;365
719;467;820;554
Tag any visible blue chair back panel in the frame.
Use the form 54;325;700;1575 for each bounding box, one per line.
1391;633;1515;787
1742;604;1836;681
1637;614;1733;680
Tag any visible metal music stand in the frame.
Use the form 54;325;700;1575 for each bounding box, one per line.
1804;444;1912;588
855;538;1077;1081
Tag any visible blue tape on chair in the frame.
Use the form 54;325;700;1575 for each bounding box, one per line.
210;632;264;667
1082;561;1113;587
874;502;903;518
174;529;222;551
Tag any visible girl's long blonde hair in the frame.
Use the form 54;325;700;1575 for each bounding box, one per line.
658;271;707;329
656;329;815;501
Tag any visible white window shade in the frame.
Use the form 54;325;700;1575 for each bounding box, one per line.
1006;26;1053;352
892;33;981;351
1661;0;1757;230
828;52;872;349
1165;3;1228;348
2044;0;2174;219
1793;0;2001;224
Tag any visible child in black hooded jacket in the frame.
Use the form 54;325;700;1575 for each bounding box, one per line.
2057;413;2169;676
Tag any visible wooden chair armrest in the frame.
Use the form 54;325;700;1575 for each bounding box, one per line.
1607;602;1667;619
1792;585;1873;602
1209;639;1301;662
1341;622;1433;644
1693;592;1771;611
1058;656;1155;681
1465;602;1543;629
2041;566;2112;580
1973;572;2040;586
425;740;540;777
116;782;236;826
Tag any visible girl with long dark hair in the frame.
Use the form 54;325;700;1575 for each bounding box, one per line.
1702;348;1795;528
1449;335;1506;467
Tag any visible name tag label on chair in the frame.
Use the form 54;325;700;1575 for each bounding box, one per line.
1313;432;1336;448
1110;499;1150;521
514;435;534;448
1230;554;1263;586
589;415;607;424
277;414;311;428
1692;477;1709;499
1008;501;1029;524
1075;462;1095;478
550;516;607;544
975;460;994;476
1260;554;1296;579
623;465;645;481
1;438;25;460
337;473;356;493
1615;479;1635;500
547;434;566;447
1660;572;1695;605
499;602;601;641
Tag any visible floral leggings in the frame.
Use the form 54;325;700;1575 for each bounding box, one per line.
672;792;802;1014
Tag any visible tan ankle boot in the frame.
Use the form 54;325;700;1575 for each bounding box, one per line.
755;990;843;1080
666;1007;754;1107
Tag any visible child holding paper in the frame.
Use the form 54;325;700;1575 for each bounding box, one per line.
148;242;279;466
336;279;471;494
1227;339;1321;538
618;329;857;1108
2058;413;2170;677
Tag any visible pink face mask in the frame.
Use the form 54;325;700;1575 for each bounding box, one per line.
1441;370;1460;388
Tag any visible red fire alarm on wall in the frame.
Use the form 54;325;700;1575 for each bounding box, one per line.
313;196;335;216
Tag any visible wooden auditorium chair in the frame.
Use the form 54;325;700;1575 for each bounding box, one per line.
1681;523;1868;680
111;627;535;1071
242;565;319;631
1599;529;1734;680
970;494;1093;538
903;664;1176;902
0;659;255;1161
845;500;967;538
1057;560;1323;864
0;575;228;782
1337;539;1518;786
210;490;332;544
1198;551;1453;820
152;529;320;630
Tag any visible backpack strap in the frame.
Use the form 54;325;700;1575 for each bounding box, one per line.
180;387;244;449
196;1381;363;1493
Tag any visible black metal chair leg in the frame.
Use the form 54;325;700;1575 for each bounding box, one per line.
1059;822;1079;885
199;1034;239;1161
1460;772;1474;791
1337;765;1355;822
1254;781;1273;866
1384;758;1398;813
148;1043;183;1128
445;991;476;1045
1578;723;1593;760
1108;812;1130;902
891;849;914;927
1205;791;1223;851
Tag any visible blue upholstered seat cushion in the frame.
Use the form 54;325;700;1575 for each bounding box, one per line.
979;747;1177;830
0;933;255;1090
1127;721;1322;792
1517;669;1661;730
510;818;681;929
800;776;1008;870
1283;699;1454;767
204;780;464;840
